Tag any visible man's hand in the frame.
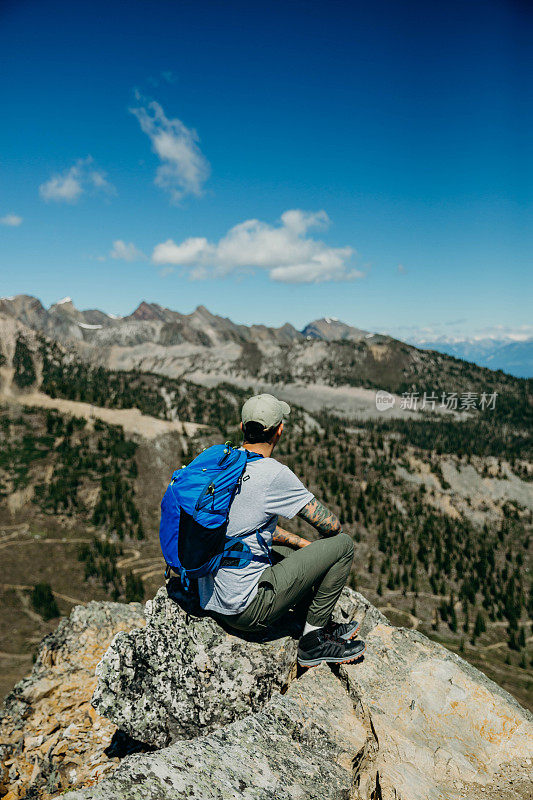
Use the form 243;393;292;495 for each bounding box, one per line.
297;498;342;537
273;525;310;548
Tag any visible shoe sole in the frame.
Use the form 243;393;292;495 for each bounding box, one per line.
298;644;366;668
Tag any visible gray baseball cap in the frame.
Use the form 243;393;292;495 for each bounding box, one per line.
241;393;291;429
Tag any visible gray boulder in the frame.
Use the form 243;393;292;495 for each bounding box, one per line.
91;580;299;747
57;662;367;800
63;586;533;800
341;621;533;799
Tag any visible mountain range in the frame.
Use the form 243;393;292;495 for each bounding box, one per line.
0;290;531;763
2;294;528;423
2;294;530;379
0;295;374;347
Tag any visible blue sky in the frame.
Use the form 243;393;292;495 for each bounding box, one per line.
1;0;531;341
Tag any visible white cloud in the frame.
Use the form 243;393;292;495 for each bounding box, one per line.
39;157;115;203
152;236;213;266
130;98;210;202
382;322;533;344
152;209;361;284
397;263;407;274
0;214;22;226
473;324;533;342
110;240;145;261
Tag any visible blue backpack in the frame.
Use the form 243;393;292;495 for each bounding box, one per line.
159;443;270;589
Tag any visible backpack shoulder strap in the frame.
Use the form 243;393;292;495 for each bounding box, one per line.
243;448;263;461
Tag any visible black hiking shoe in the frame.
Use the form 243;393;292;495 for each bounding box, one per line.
324;618;361;641
297;628;366;667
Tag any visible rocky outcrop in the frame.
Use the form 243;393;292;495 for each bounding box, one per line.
302;317;370;342
340;622;533;798
2;585;532;799
62;662;367;800
0;601;145;799
61;585;532;800
91;581;300;748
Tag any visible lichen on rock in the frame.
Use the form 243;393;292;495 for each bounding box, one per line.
57;663;368;800
91;580;299;748
63;585;533;800
0;600;145;799
2;584;533;800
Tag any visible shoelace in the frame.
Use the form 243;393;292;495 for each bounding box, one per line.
317;628;343;645
323;621;345;642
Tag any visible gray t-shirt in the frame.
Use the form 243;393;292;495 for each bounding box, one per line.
198;455;313;615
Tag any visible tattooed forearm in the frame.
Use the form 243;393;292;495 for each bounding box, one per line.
273;526;310;548
297;498;341;537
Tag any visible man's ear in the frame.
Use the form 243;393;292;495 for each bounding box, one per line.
240;422;243;432
278;422;284;435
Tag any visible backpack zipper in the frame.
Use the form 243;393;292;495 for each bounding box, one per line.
195;480;216;511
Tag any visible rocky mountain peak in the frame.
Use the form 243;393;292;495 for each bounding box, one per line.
128;301;165;321
49;298;81;320
0;294;46;323
1;585;531;799
0;293;374;348
302;317;370;342
51;296;74;307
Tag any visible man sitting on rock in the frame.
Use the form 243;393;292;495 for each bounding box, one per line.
198;393;365;667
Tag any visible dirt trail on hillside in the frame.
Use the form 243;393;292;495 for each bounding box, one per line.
0;583;86;606
0;389;205;439
0;536;91;552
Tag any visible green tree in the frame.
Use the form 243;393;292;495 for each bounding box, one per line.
449;605;458;633
13;338;36;388
462;607;469;633
31;583;59;620
471;611;486;643
125;571;145;602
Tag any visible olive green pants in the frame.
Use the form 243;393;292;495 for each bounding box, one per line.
216;532;354;632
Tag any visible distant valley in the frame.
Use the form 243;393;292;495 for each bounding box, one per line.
0;294;531;712
415;337;533;379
